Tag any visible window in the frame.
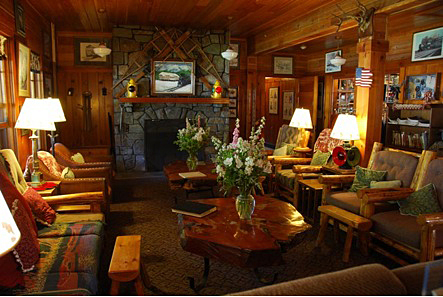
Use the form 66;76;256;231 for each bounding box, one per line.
0;37;15;150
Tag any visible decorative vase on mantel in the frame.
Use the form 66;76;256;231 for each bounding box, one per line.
186;152;198;171
235;188;255;220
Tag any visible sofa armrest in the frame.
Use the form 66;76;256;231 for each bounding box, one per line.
71;167;111;179
59;177;106;194
271;157;312;166
358;188;414;203
67;161;112;169
417;213;443;226
318;174;355;185
44;192;103;205
293;165;322;173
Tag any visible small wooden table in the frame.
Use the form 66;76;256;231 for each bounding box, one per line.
298;179;323;224
28;181;61;197
164;160;218;203
177;196;311;292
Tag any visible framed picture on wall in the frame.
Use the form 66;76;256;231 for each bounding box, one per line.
325;50;342;73
229;99;237;108
14;1;26;38
411;27;443;62
282;91;295;120
273;56;293;75
229;42;240;69
151;60;195;95
18;42;30;97
43;72;53;97
405;73;440;100
74;38;112;66
228;86;238;98
229;108;237;118
268;87;279;114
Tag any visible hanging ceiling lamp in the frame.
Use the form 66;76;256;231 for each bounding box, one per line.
221;16;238;61
94;42;111;57
330;34;346;67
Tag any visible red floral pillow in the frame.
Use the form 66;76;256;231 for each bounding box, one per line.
0;253;24;288
0;172;39;272
23;187;56;225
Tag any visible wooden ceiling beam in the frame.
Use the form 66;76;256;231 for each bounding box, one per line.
248;0;440;56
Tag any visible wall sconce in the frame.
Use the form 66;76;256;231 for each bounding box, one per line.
67;88;74;96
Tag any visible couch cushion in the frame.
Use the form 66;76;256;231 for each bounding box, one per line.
313;128;343;153
398;183;441;216
23;187;57;225
276;169;296;190
0;253;24;288
310;151;331;166
421;159;443;208
275;125;299;149
349;166;387;192
327;191;397;214
372;151;418;187
38;221;105;238
54;213;105;224
273;145;287;156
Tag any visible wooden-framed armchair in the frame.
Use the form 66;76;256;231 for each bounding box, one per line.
52;143;114;169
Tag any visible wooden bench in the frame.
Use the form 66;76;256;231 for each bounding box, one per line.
316;205;372;262
108;235;149;295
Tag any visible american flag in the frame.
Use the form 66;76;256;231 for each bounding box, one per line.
355;68;373;87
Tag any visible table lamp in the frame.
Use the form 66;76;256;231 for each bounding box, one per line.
330;113;361;168
289;108;313;150
0;190;20;257
45;98;66;156
15;98;56;187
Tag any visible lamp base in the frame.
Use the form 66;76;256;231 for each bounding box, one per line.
30;171;42;188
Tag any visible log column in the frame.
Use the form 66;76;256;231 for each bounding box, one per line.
354;14;389;166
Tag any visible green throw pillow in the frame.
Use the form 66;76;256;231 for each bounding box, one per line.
61;167;75;179
310;151;331;166
398;183;442;216
282;142;297;155
370;180;402;189
349;166;387;192
273;145;288;156
71;152;85;163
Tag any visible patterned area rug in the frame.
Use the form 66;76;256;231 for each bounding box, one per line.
102;174;399;295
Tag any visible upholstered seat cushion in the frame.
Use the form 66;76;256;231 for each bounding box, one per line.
38;221;105;238
372;151;419;188
276;169;296;190
326;191;397;214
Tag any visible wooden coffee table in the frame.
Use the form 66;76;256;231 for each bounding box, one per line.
177;196;311;292
164;160;218;203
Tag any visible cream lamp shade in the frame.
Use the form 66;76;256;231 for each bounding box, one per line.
93;42;111;57
331;113;360;141
0;190;21;257
15;98;56;131
289;108;313;129
45;97;66;123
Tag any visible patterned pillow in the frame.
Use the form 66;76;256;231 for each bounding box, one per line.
398;183;442;216
71;152;85;163
273;145;288;156
23;187;56;225
310;151;331;166
349;166;387;192
37;151;63;177
282;142;297;155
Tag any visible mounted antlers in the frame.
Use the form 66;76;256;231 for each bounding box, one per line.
333;0;376;37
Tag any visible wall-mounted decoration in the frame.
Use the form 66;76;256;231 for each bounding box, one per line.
229;99;237;108
411;27;443;62
282;91;295;120
211;80;222;98
74;38;111;66
126;78;137;98
268;87;279;114
151;60;195;95
229;108;237;118
43;72;52;97
42;30;51;62
228;86;238;98
14;1;26;38
325;50;342;73
273;56;293;75
355;68;373;87
30;52;40;73
18;42;30;97
229;42;240;69
406;73;440;101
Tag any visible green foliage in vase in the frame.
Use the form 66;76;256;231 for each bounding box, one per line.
174;116;210;156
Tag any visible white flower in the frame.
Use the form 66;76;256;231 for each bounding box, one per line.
235;156;243;169
216;165;225;176
245;157;254;167
263;162;272;174
245;165;253;175
224;157;233;166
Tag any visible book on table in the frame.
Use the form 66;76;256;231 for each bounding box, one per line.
172;201;217;218
178;171;207;179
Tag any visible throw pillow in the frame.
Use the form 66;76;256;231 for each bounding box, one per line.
370;180;402;189
398;183;442;216
310;151;331;166
71;152;85;163
282;142;297;155
349;166;387;192
0;172;39;272
0;253;24;288
36;151;63;177
273;145;288;156
23;187;56;225
61;167;75;179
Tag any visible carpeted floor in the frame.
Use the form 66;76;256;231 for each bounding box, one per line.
101;174;401;295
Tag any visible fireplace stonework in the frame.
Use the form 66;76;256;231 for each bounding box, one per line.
112;25;230;172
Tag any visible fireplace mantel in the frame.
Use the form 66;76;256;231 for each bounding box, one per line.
118;97;229;104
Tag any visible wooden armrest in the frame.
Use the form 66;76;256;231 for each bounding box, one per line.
43;192;103;205
359;188;414;203
59;178;106;194
271;157;312;166
262;149;274;156
71;167;111;178
293;165;322;173
318;174;355;185
417;213;443;226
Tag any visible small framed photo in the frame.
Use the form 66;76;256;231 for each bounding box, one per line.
412;27;443;62
405;73;440;100
74;38;112;66
229;42;240;69
282;91;295;121
43;72;53;97
229;108;237;118
151;60;195;96
273;56;293;75
228;86;238;98
18;42;30;97
229;98;237;108
325;50;342;73
14;1;26;38
268;87;279;114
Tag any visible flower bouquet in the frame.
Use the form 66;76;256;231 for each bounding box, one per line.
174;116;210;170
212;117;272;219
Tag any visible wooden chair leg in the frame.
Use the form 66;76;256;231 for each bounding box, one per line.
110;280;120;295
316;213;329;247
358;230;369;256
135;275;145;296
333;220;340;243
343;226;354;262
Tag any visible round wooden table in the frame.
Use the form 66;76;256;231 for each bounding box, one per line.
177;196;311;292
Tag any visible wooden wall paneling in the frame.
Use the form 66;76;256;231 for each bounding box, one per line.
323;75;334;129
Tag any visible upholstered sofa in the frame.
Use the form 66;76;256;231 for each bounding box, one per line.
232;261;442;296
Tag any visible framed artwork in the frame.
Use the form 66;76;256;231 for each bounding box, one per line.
229;99;237;108
282;91;295;120
411;27;443;62
151;60;195;95
74;38;111;66
229;42;240;69
273;56;293;75
268;87;279;114
42;30;51;61
43;72;53;97
30;51;40;73
228;86;238;98
229;108;237;118
325;50;342;73
18;42;30;97
14;1;26;38
405;74;440;100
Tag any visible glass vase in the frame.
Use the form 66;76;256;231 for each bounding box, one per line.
235;189;255;220
186;153;198;171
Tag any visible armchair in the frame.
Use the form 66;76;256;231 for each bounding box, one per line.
52;143;114;169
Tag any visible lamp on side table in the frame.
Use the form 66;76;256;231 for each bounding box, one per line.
289;108;313;154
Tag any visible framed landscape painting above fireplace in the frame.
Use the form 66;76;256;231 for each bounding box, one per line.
151;60;195;96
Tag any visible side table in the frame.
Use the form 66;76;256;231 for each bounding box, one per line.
298;179;323;224
28;181;61;197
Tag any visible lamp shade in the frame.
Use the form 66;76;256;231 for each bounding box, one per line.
289;108;313;129
221;47;238;61
0;190;20;257
15;98;56;131
93;42;111;58
45;98;66;123
330;54;346;66
331;114;360;141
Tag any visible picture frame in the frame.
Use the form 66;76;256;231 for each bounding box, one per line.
229;99;237;108
411;27;443;62
151;60;195;96
282;91;295;121
18;42;30;97
268;87;279;114
42;30;51;62
273;56;293;75
228;86;238;98
229;108;237;118
325;50;342;73
229;42;240;70
14;1;26;38
74;38;111;66
405;73;440;100
30;51;41;73
43;72;53;97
